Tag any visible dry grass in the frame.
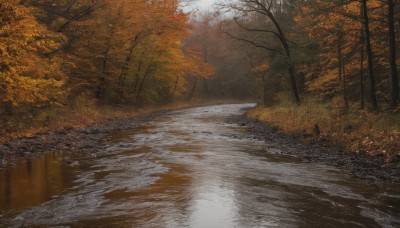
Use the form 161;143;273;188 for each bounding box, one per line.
247;99;400;159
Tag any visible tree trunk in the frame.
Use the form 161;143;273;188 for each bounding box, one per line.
342;55;349;111
116;35;139;103
169;75;179;101
338;34;343;81
265;7;300;104
388;0;399;107
132;51;146;93
287;66;300;104
96;28;114;100
203;78;209;97
136;60;155;105
297;72;305;94
362;0;378;110
359;4;365;110
187;77;198;101
360;43;365;110
132;61;143;93
96;7;122;100
262;73;267;107
338;33;349;111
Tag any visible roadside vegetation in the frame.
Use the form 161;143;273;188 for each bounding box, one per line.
247;97;400;161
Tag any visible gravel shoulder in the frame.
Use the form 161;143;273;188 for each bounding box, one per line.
0;111;167;168
227;110;400;185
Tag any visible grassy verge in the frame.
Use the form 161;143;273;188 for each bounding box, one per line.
247;99;400;162
0;98;235;142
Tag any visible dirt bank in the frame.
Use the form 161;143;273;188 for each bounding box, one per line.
0;111;167;168
227;110;400;185
0;100;237;168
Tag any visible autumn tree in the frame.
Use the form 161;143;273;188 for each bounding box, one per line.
37;0;201;105
298;0;398;111
224;0;302;104
386;0;399;107
0;0;218;132
0;0;66;130
361;0;378;110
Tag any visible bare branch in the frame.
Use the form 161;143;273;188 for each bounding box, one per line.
58;1;105;32
221;27;284;55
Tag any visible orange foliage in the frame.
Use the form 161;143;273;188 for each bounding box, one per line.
0;1;66;108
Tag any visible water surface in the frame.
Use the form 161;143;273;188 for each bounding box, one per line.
1;104;399;227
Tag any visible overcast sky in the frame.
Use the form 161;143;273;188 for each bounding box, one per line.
195;0;215;8
184;0;216;11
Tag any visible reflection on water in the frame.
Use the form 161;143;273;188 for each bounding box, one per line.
0;104;400;227
190;176;237;228
0;152;74;214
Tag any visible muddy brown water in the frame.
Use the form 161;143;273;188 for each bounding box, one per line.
0;104;400;227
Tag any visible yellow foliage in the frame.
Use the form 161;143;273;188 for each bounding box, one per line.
183;47;214;79
251;63;269;73
0;1;66;107
307;69;338;91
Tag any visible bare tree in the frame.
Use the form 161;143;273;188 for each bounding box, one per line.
223;0;301;104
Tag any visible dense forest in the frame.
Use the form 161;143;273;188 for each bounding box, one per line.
0;0;214;133
1;0;400;156
210;0;400;157
200;0;400;110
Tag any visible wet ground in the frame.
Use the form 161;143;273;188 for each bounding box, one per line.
1;104;400;227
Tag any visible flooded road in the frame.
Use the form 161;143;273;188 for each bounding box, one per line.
1;104;400;227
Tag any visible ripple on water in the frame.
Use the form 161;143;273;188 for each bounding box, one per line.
1;103;399;227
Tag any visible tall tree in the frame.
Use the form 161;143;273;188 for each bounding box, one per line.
337;28;349;111
387;0;399;107
359;3;365;110
362;0;378;110
225;0;301;104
